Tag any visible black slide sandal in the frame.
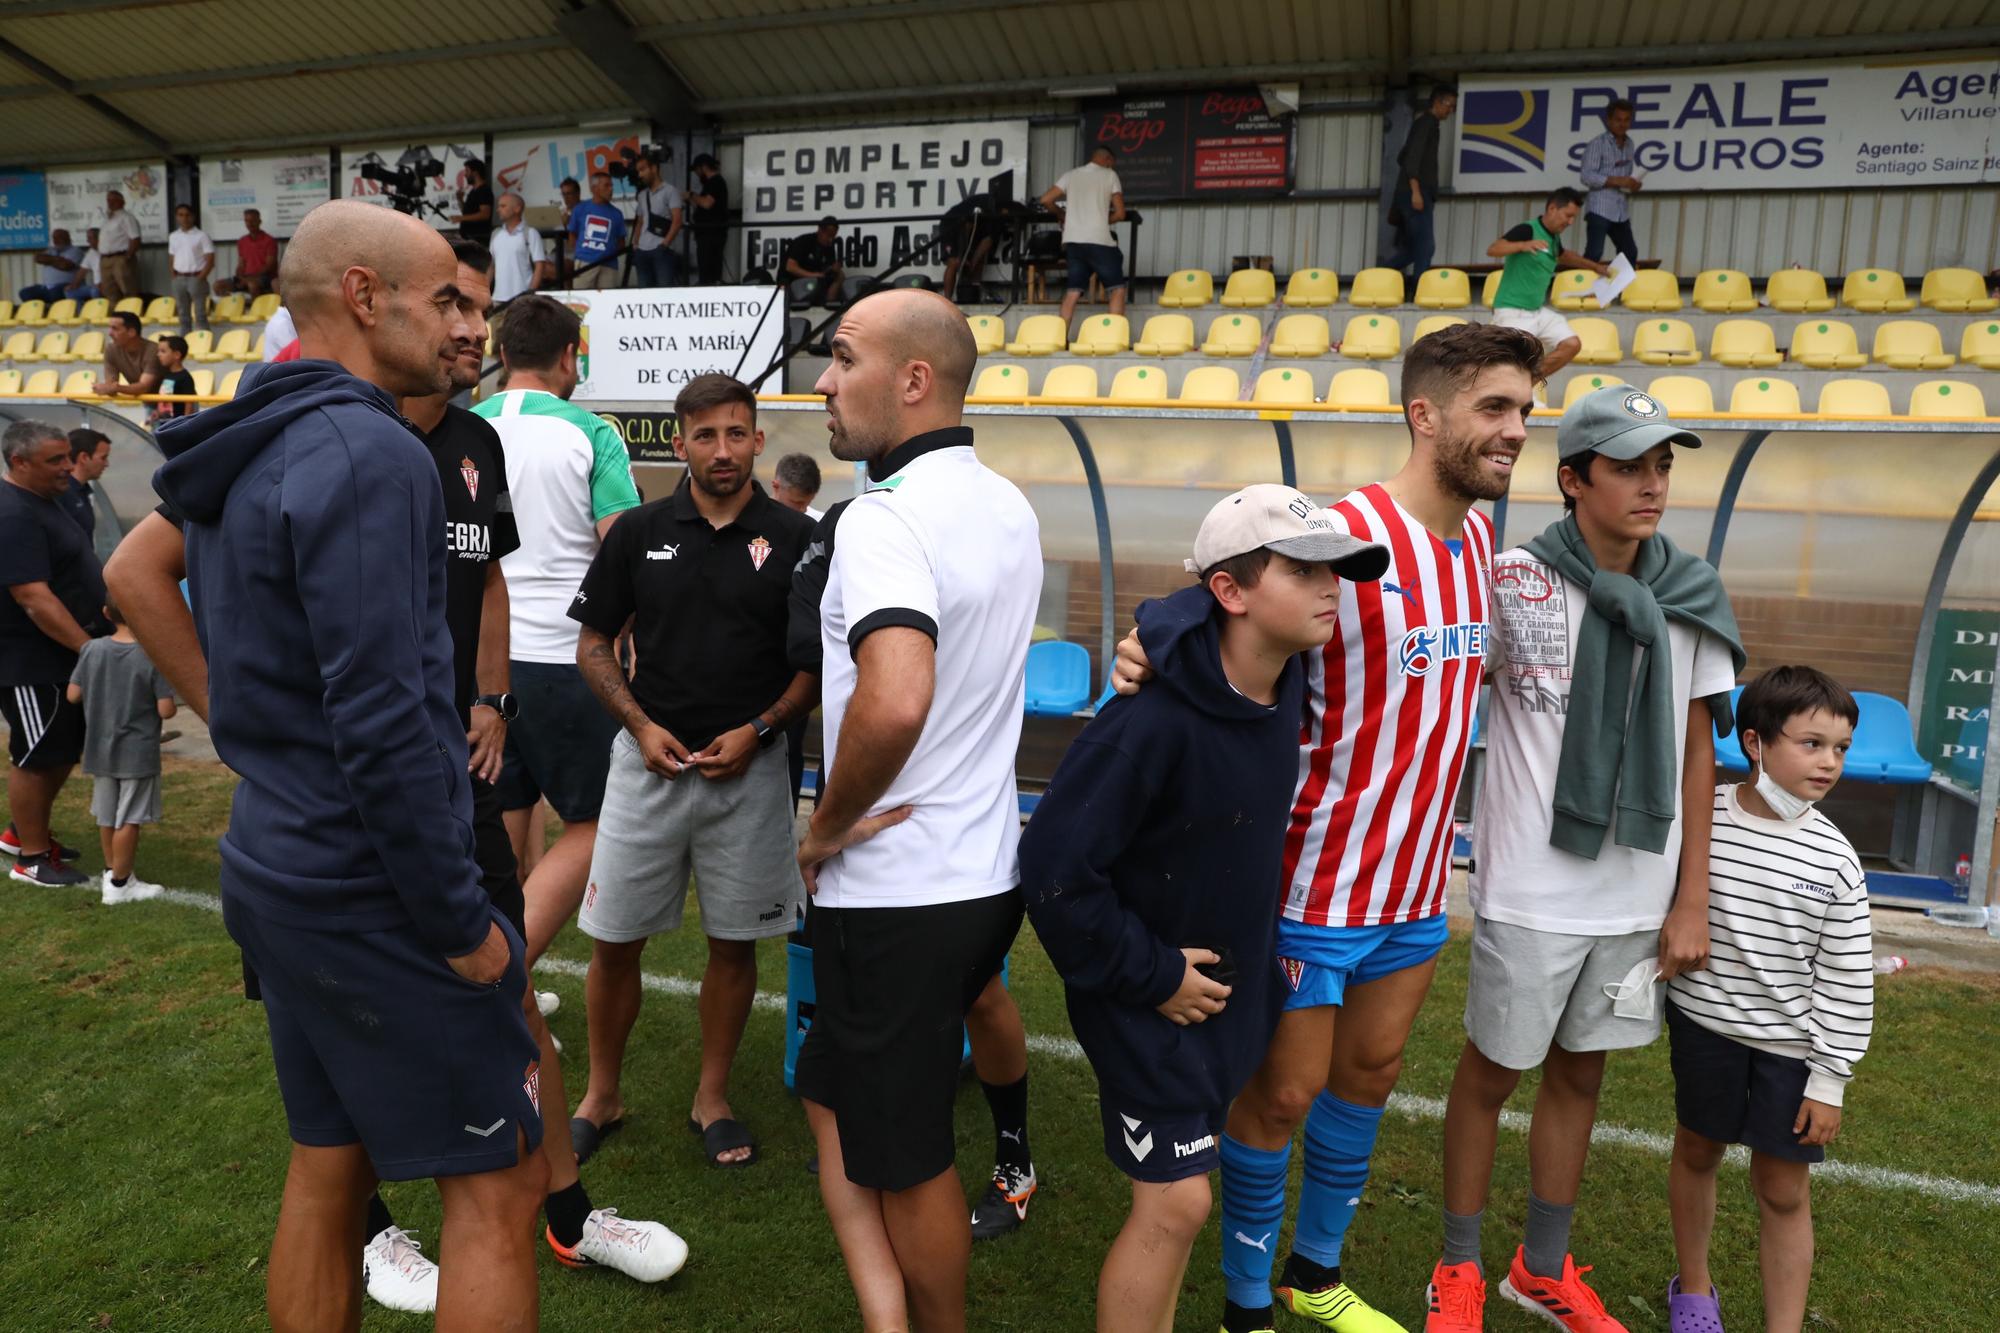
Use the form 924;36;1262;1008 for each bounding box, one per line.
688;1115;759;1168
570;1115;623;1166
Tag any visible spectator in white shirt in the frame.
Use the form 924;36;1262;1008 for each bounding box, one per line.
98;191;142;303
490;193;551;303
1038;147;1127;336
167;205;217;335
68;230;104;302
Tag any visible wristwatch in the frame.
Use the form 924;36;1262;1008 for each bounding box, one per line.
750;716;780;749
474;692;519;721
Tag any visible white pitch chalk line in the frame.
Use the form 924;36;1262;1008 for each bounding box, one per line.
148;887;2000;1208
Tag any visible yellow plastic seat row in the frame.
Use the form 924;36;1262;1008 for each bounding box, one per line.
1219;269;1276;308
1842;268;1914;313
197;328;258;363
966;314;1004;353
1201;313;1263;356
1633;319;1699;366
1283;268;1338;307
22;368;58;395
1269;315;1331;358
141;296;179;327
1872;320;1955;370
1414;268;1471;309
0;299;14;328
1160;269;1214;307
14;299;50;326
1068;314;1130;355
1921;267;1997;313
1133;314;1195;356
1789;320;1867;369
957;362;1403;409
1964;320;2000;370
1709;319;1781;368
1348;267;1404;308
1339;313;1399;360
1691;270;1757;313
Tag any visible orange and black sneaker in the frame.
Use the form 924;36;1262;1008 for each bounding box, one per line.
969;1162;1037;1240
1496;1247;1628;1331
1424;1259;1486;1331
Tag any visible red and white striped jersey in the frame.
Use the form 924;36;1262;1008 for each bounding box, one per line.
1281;484;1494;928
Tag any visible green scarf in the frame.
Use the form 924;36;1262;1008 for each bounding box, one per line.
1523;515;1746;859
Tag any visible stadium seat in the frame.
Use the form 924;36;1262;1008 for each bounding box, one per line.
1069;314;1130;355
1220;269;1277;308
0;300;14;328
210;293;249;325
1412;314;1467;343
1269;314;1331;357
1632;319;1699;366
1729;376;1801;415
1692;270;1757;313
1348;268;1404;308
1200;313;1264;357
1034;363;1099;401
1920;267;1998;313
1133;314;1195;356
1962;320;2000;370
112;296;143;317
1176;365;1241;403
1480;271;1502;309
1414;268;1471;309
1159;269;1214;307
182;329;216;362
1816;378;1894;417
1709;319;1782;368
0;369;18;393
1647;375;1715;415
1569;317;1622;364
1847;693;1933;783
220;368;244;397
1283;268;1338;307
15;300;49;327
22;369;58;395
1766;269;1835;313
1004;315;1067;355
1;330;33;361
1253;367;1315;405
200;329;253;363
47;299;82;326
1551;270;1601;310
1023;640;1092;716
1842;268;1915;312
248;293;282;323
971;363;1030;401
1872;320;1955;370
1108;365;1168;402
76;298;110;325
1910;380;1988;419
1327;367;1392;409
1561;372;1626;408
1339;313;1400;360
62;331;104;364
28;331;68;363
190;368;216;396
1712;686;1751;773
60;370;95;395
141;296;177;327
965;314;1004;353
1621;269;1682;311
1789;319;1867;369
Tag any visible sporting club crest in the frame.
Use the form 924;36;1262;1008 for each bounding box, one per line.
460;456;479;500
748;536;772;571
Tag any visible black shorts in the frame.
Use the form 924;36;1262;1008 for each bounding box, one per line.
472;776;525;937
1098;1095;1225;1183
793;889;1023;1192
495;660;618;822
3;682;85;770
1065;242;1126;293
1667;999;1824;1164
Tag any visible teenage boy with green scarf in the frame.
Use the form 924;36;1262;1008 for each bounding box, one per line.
1423;385;1744;1333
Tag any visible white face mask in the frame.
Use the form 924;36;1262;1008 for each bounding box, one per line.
1753;764;1817;821
1601;958;1661;1021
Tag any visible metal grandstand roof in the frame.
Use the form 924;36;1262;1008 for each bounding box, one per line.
0;0;1993;163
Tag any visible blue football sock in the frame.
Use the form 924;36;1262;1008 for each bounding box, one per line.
1219;1132;1291;1310
1293;1091;1385;1269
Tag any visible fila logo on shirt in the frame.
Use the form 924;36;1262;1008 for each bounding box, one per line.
1398;622;1486;677
748;536;772;571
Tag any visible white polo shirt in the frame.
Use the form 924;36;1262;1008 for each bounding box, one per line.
815;428;1042;909
489;221;548;303
168;227;214;275
99;209;140;255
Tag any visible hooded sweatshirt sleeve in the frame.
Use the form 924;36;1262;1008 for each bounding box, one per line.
283;412;491;957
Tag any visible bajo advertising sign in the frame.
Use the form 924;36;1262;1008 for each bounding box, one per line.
1083;89;1293;199
554;286;787;405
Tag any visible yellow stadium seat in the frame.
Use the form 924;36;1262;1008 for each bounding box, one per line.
1765;269;1834;313
1729;376;1801;415
1327;367;1393;410
1034;363;1099;401
1253;367;1315;405
190;368;217;396
221;368;245;397
0;300;15;328
1069;313;1131;355
1815;378;1894;417
1709;319;1782;368
1562;372;1627;408
1632;319;1699;366
210;293;248;325
1910;380;1988;419
0;369;18;393
200;329;252;363
1132;314;1195;356
1414;268;1471;309
1177;366;1242;403
1339;313;1400;360
65;331;105;365
971;363;1030;401
965;314;1004;354
1159;270;1214;307
15;300;49;327
1108;365;1169;402
1219;269;1277;308
248;293;282;323
1004;315;1067;356
1621;269;1682;312
1921;267;1997;313
1550;269;1601;311
141;296;178;327
183;330;216;362
76;298;110;325
1481;271;1502;309
1842;268;1915;313
1348;268;1404;308
1283;268;1338;307
1569;317;1622;365
1872;320;1955;370
47;299;82;326
60;370;96;395
1647;375;1715;415
1412;314;1468;343
1200;313;1264;357
29;331;68;363
1692;270;1757;313
1789;319;1867;370
2;330;34;361
1269;314;1331;358
23;369;59;395
1962;319;2000;370
112;296;143;317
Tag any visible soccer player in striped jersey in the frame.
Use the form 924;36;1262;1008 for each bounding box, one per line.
1113;322;1546;1333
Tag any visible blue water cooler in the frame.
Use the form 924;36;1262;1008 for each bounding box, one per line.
784;933;1010;1091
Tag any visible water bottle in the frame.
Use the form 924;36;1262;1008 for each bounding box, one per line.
1955;854;1973;897
1872;955;1907;976
1928;904;1990;928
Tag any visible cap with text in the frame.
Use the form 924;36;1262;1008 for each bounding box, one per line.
1557;384;1703;463
1186;484;1391;582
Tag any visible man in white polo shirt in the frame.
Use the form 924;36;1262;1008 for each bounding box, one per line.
97;192;141;303
490;192;551;303
167;205;216;335
1039;146;1127;337
793;288;1041;1333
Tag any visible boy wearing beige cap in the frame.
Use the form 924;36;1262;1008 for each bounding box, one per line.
1021;484;1388;1333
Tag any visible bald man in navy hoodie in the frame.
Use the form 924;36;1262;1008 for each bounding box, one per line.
151;200;545;1333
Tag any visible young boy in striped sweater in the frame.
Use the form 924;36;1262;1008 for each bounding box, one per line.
1663;665;1875;1333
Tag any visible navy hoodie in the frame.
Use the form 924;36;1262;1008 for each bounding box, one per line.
1020;585;1302;1114
154;360;490;957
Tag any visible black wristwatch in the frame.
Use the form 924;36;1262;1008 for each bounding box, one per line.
750;716;780;749
474;692;518;721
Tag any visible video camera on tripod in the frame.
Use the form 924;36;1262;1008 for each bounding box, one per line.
356;147;448;219
605;142;671;184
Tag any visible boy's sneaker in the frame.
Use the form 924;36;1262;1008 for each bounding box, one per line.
1666;1276;1724;1332
361;1226;438;1313
0;826;78;862
536;990;561;1016
1497;1247;1627;1331
11;853;88;887
1425;1260;1486;1330
546;1208;687;1283
101;871;164;904
969;1162;1037;1240
1274;1275;1406;1331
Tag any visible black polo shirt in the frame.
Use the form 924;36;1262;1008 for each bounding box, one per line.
61;476;96;537
0;477;105;687
787;232;839;275
426;405;519;725
569;478;815;750
693;173;729;228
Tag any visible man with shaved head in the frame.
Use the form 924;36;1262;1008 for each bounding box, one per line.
148;200;546;1332
792;288;1042;1331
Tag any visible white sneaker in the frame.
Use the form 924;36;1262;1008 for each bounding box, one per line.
362;1225;439;1313
551;1031;563;1054
101;872;164;905
536;990;561;1016
552;1207;688;1283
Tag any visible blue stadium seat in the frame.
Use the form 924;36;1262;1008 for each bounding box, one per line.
1024;640;1092;716
1713;686;1750;774
1848;692;1932;784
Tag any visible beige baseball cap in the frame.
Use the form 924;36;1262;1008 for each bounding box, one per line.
1185;484;1391;582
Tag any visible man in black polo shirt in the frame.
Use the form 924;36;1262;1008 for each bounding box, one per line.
569;372;816;1169
784;217;845;306
2;420;100;887
688;154;730;286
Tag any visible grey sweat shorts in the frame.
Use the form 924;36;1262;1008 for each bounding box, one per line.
92;774;162;829
1464;914;1662;1070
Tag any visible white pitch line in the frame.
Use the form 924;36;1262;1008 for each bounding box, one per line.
146;887;2000;1207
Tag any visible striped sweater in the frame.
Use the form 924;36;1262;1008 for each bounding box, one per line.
1667;784;1875;1106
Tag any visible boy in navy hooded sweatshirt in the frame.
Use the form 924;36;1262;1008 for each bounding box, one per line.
1022;484;1389;1333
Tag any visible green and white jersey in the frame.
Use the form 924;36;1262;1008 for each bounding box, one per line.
474;389;641;664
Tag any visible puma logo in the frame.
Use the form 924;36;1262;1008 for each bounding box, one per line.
1234;1230;1273;1253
